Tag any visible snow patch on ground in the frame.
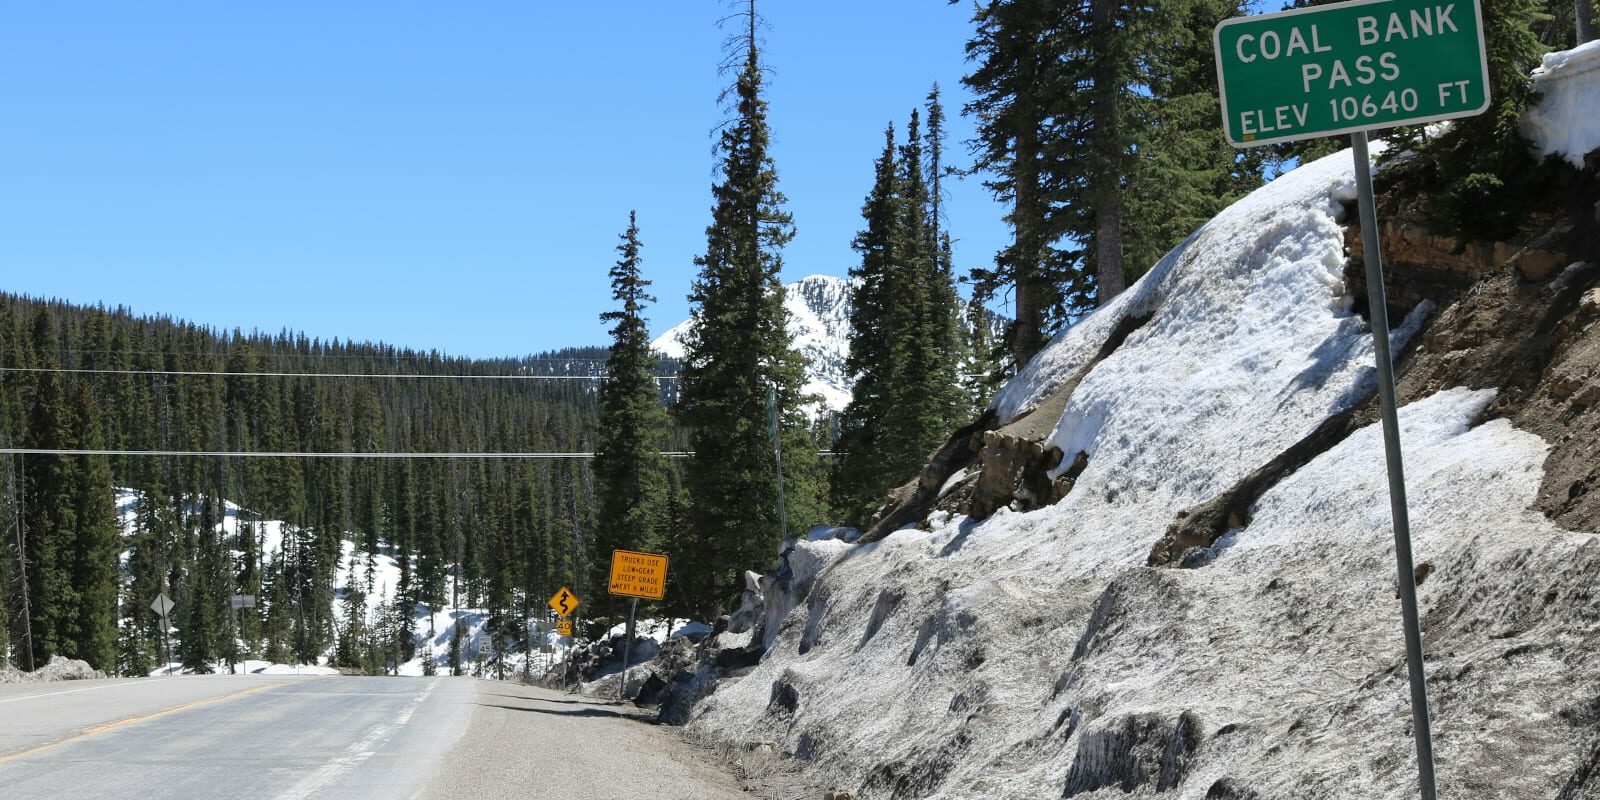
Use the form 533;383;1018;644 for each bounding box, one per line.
117;489;522;678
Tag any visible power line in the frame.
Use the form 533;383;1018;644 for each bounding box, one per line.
0;448;836;459
46;351;629;363
0;448;681;459
0;367;679;381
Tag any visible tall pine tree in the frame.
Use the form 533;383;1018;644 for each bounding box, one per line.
832;107;967;526
592;212;669;624
63;382;118;671
678;0;822;620
832;125;903;525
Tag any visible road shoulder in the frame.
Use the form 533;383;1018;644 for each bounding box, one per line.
422;679;757;800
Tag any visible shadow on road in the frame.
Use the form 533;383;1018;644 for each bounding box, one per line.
478;692;590;706
474;702;631;720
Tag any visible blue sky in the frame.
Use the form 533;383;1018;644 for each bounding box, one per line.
0;2;1010;358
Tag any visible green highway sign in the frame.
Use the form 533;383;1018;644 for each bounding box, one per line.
1214;0;1489;147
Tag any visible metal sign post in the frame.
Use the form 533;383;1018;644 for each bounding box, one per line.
1350;130;1437;799
618;598;638;703
230;595;256;675
1212;3;1493;797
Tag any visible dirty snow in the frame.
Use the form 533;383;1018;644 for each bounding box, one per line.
686;144;1597;799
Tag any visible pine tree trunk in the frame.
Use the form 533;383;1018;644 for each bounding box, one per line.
1580;0;1596;43
1096;200;1128;303
1012;125;1047;370
1091;0;1128;306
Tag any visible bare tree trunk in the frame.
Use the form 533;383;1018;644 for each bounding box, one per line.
1095;202;1128;304
1091;0;1128;306
1579;0;1595;43
1011;126;1047;371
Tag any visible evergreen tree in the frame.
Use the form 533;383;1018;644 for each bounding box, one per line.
832;126;903;525
334;557;366;670
180;496;224;672
961;0;1256;367
1386;0;1549;238
921;87;969;431
63;382;118;671
832;108;968;526
0;308;18;667
0;294;610;669
678;0;823;620
21;318;77;668
121;489;171;675
963;0;1090;369
235;514;262;660
592;212;669;623
262;548;292;665
1123;0;1266;277
895;109;966;460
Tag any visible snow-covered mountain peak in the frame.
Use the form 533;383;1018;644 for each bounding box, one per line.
651;275;857;413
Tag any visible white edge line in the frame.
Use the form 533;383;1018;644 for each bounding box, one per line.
0;678;160;705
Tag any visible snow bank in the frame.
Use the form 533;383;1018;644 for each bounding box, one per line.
686;149;1596;798
0;655;107;683
1523;40;1600;168
991;150;1399;573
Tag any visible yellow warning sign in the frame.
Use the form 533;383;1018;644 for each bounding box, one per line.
548;586;580;617
607;549;669;600
557;619;573;637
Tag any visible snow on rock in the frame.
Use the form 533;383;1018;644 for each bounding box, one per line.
653;274;856;413
0;655;108;683
1523;40;1600;168
684;149;1598;798
597;617;714;645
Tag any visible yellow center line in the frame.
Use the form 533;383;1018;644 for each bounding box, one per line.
0;680;291;764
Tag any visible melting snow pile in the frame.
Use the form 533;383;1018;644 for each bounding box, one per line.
684;140;1600;797
0;655;108;683
1523;39;1600;168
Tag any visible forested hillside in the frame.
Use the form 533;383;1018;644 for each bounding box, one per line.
0;294;679;674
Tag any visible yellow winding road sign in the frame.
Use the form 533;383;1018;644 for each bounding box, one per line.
548;587;580;617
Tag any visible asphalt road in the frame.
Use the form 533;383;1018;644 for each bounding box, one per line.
0;675;755;800
421;680;755;800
